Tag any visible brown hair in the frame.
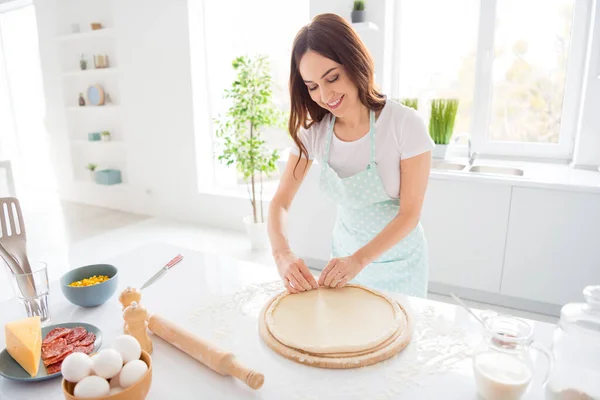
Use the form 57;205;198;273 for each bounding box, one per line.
289;13;386;174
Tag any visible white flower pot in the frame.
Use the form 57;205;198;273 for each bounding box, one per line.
243;215;270;252
432;144;448;159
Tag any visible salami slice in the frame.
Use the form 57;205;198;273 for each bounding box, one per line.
46;361;63;375
74;332;96;347
43;344;74;366
73;343;94;355
65;327;87;344
42;327;71;345
42;337;67;360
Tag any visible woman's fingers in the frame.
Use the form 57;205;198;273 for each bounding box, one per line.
297;260;318;289
284;278;299;294
324;264;343;287
287;273;305;292
318;258;337;286
291;268;312;291
332;274;351;288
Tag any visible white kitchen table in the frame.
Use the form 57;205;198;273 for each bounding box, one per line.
0;243;555;399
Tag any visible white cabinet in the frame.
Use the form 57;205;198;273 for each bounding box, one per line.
501;187;600;305
421;179;512;292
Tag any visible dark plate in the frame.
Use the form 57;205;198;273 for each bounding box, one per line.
0;322;102;382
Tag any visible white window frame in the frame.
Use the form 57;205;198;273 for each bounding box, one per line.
392;0;593;161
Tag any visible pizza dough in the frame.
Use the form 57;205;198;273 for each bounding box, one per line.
266;286;402;354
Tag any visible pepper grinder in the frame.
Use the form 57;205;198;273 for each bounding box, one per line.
119;286;141;334
123;301;153;354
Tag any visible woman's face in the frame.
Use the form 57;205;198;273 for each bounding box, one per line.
298;50;359;118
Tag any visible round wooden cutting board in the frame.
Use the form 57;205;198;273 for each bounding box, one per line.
258;285;413;369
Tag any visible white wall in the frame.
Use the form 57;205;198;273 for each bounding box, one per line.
33;0;257;231
309;0;394;94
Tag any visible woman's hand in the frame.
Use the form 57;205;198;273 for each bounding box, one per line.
274;250;318;294
318;255;364;288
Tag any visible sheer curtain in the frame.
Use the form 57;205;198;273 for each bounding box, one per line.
0;3;55;193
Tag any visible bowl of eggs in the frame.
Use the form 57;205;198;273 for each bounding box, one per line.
60;264;118;308
61;335;152;400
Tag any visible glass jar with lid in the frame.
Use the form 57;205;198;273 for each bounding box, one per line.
545;285;600;399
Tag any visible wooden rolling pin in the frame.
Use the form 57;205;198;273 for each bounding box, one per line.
147;314;264;390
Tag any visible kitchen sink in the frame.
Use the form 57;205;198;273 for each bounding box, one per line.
431;161;466;171
468;165;525;176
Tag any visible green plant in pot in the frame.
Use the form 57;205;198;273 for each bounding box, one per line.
429;99;459;159
80;54;87;71
214;55;284;251
86;163;98;180
400;98;419;110
351;0;366;23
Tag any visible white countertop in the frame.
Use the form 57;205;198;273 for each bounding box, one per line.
430;157;600;194
0;243;556;399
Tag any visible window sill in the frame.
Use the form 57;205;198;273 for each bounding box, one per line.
430;157;600;194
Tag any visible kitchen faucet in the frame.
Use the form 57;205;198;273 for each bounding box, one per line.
453;134;478;166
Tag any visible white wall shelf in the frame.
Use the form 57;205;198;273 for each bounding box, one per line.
66;105;119;111
71;140;125;147
62;68;118;78
352;22;379;32
56;28;115;42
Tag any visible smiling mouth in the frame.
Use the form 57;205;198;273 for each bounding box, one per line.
327;95;344;110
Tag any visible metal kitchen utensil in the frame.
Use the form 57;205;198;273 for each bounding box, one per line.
0;197;39;315
450;292;486;327
0;242;22;275
140;254;184;290
0;197;31;274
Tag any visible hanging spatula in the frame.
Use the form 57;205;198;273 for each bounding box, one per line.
0;197;31;274
0;197;38;312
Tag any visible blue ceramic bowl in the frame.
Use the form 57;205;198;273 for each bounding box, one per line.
60;264;118;307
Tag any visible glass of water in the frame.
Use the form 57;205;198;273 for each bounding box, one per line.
9;261;50;325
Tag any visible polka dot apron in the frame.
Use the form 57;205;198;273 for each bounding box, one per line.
319;110;429;297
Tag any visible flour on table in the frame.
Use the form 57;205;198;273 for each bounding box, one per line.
190;284;477;399
189;280;284;341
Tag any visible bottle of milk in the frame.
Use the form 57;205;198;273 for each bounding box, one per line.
545;285;600;400
473;315;553;400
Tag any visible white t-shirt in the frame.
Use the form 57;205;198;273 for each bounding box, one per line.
290;99;435;199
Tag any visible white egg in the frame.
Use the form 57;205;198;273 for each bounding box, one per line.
108;386;123;395
119;359;148;389
61;352;92;383
74;375;109;398
109;372;121;388
92;349;123;379
112;335;141;363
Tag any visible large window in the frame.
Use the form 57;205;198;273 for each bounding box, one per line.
394;0;588;159
201;0;309;187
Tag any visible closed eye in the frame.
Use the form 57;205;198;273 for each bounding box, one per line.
307;75;339;92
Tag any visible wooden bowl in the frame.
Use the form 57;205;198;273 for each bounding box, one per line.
62;351;152;400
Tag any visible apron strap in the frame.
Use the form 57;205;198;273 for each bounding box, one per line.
324;110;375;163
369;110;376;164
324;114;336;162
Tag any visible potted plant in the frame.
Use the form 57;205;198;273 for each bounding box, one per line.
80;54;87;71
351;0;366;23
214;55;283;251
101;131;111;142
400;98;419;110
86;163;98;180
429;99;459;159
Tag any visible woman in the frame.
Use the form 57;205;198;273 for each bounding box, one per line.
267;13;434;297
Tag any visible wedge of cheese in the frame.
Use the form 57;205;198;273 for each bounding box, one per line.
5;316;42;377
